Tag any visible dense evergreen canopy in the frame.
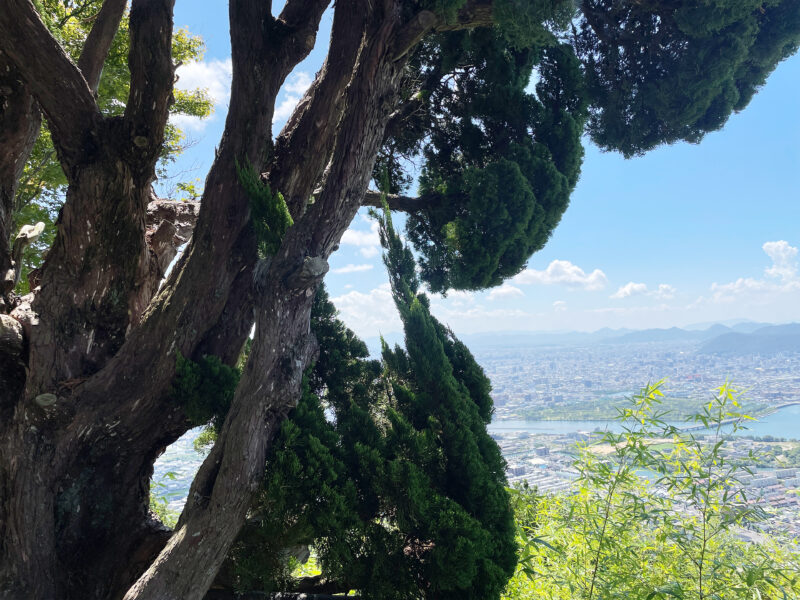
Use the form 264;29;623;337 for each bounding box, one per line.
380;0;800;292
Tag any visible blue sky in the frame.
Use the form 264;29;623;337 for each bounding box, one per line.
166;2;800;338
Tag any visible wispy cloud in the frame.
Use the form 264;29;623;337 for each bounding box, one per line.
512;260;608;291
488;284;524;301
763;240;798;282
331;284;401;337
711;240;800;303
332;263;374;274
340;220;381;258
611;282;675;299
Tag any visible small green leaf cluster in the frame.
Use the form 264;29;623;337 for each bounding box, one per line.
170;353;240;428
236;160;293;258
149;471;179;528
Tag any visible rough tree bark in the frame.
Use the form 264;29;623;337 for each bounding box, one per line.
0;0;495;598
0;53;41;308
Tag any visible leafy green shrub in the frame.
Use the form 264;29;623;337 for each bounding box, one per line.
505;383;800;600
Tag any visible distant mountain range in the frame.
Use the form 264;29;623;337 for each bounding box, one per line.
698;324;800;355
363;321;800;356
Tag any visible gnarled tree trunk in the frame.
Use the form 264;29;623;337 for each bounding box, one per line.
0;0;488;598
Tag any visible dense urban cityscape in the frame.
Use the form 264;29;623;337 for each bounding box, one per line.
479;337;800;541
480;340;800;420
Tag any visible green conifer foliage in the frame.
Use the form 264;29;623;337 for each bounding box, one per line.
576;0;800;157
377;205;516;598
170;353;240;428
381;0;799;291
403;30;588;292
226;225;515;597
235;159;293;258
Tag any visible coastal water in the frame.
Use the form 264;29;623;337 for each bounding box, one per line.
487;403;800;439
153;404;800;512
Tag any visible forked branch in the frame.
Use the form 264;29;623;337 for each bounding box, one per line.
0;0;101;167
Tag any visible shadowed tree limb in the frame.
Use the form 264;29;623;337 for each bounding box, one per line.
362;189;436;213
78;0;129;94
0;53;42;305
270;0;368;217
0;0;101;168
124;0;177;166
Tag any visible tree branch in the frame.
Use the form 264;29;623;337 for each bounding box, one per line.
361;189;435;213
0;0;101;167
270;0;369;217
293;575;352;595
124;0;175;161
391;10;438;60
278;0;331;32
0;52;42;303
78;0;128;94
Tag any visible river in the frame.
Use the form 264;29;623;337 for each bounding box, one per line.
487;403;800;439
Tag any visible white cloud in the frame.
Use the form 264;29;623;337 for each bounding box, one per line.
711;277;770;303
340;220;381;258
331;263;374;274
512;260;608;291
610;282;676;299
711;240;800;303
488;285;524;301
553;300;567;312
172;58;232;131
763;240;798;282
274;71;313;125
610;282;648;299
331;284;401;337
655;284;676;299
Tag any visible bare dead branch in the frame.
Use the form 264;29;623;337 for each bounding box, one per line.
0;314;24;362
146;197;199;274
6;221;45;288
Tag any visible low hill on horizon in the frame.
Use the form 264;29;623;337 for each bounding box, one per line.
699;324;800;355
